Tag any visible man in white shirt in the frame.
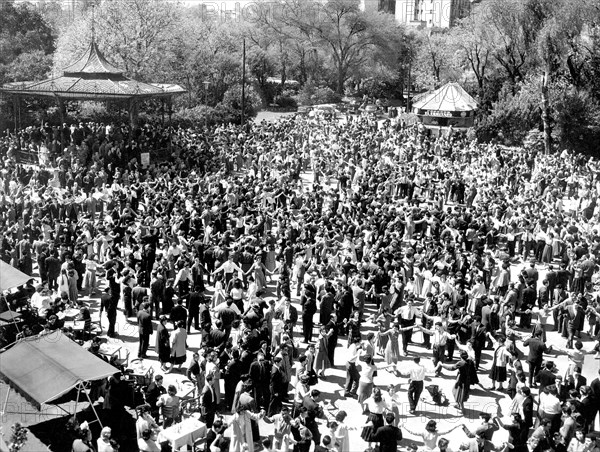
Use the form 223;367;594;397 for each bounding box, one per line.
396;299;418;354
212;256;243;287
398;356;426;414
420;322;457;370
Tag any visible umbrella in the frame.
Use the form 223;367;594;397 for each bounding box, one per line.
0;261;31;292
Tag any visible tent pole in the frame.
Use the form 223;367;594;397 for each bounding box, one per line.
73;382;81;421
82;383;103;428
1;385;11;419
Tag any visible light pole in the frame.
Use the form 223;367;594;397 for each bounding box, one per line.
203;80;210;104
241;38;246;126
203;80;210;129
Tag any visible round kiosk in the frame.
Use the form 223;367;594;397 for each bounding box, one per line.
412;82;478;136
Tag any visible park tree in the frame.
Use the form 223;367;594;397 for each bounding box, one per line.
449;9;496;99
411;28;457;90
54;0;179;80
0;1;55;84
255;0;406;94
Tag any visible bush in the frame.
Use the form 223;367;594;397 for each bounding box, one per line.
474;78;542;145
552;88;600;155
221;84;263;121
274;95;297;109
295;80;341;106
171;105;227;128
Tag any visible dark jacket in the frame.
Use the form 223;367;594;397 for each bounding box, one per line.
523;337;550;363
374;425;403;452
137;309;153;336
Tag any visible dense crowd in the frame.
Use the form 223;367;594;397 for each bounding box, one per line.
1;113;600;452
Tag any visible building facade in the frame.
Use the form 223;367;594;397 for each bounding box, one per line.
395;0;472;28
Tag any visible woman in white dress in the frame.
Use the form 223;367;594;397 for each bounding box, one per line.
205;351;222;405
229;405;266;452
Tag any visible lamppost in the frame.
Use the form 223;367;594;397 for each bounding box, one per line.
203;80;210;104
203;80;210;129
241;38;246;125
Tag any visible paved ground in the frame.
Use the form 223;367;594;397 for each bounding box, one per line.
15;259;593;452
2;168;600;451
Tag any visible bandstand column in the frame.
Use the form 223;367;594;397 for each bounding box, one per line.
128;98;139;128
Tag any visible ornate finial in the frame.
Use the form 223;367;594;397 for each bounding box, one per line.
91;3;96;43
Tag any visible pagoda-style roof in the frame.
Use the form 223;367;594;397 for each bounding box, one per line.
412;82;478;114
0;40;185;101
63;41;123;76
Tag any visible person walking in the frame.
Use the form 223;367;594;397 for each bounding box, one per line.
170;320;188;372
200;374;218;428
137;302;152;359
155;315;172;372
300;283;317;343
523;331;552;387
344;336;363;398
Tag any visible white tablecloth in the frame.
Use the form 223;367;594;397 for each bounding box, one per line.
157;418;206;450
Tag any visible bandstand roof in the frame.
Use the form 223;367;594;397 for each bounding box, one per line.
412;82;478;113
0;40;185;100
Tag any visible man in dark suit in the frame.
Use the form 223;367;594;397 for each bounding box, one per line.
45;251;61;292
150;273;165;317
535;361;557;393
249;352;271;409
554;375;570;402
276;298;298;332
145;374;166;422
524;262;539;287
301;389;324;446
137;302;153;358
374;413;403;452
566;300;585;348
268;356;286;416
300;283;317;343
522;283;537;312
521;386;534;428
132;283;148;313
170;297;187;325
579;387;598;433
470;316;487;369
523;331;552;387
566;367;587;394
201;374;218;428
319;289;335;326
207;320;228;352
187;287;203;333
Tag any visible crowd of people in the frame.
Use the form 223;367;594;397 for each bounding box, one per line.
2;112;600;452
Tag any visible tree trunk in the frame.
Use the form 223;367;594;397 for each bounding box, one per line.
541;71;551;155
337;66;345;94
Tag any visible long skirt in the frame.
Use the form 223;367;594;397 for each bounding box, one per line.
360;413;383;442
315;346;331;371
357;381;373;404
541;244;553;263
452;383;470;406
489;365;507;382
